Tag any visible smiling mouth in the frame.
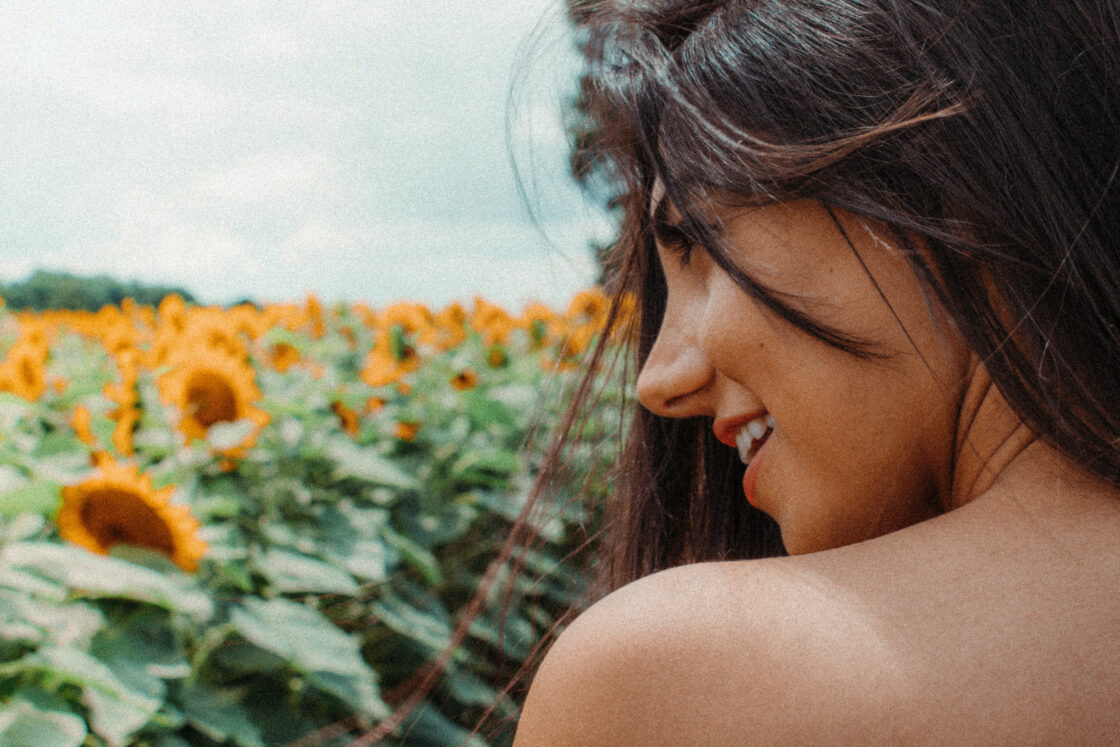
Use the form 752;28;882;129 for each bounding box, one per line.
733;414;775;465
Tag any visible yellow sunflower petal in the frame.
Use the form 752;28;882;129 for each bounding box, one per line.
157;348;270;453
58;460;207;572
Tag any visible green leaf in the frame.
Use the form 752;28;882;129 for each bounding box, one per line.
468;611;536;661
34;431;83;459
0;567;67;601
441;663;500;707
380;527;442;585
388;324;409;361
0;479;61;519
229;598;389;719
206;420;256;452
489;383;543;418
151;735;193;747
257;549;359;594
368;589;452;654
0;589;102;648
1;543;212;622
176;683;265;747
394;700;489;747
91;606;189;698
0;394;32;425
90;410;119;451
462;391;519;430
192;493;242;520
318;506;388;583
0;466;27;496
26;452;91;485
28;646;162;746
0;700;87;747
340;539;388;582
326;438;419;489
2;512;46;543
207;637;287;677
450;448;522;480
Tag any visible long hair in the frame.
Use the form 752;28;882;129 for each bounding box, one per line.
561;0;1120;593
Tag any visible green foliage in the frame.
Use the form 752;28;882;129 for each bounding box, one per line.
0;299;619;745
0;270;197;311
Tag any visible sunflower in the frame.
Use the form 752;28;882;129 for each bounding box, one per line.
111;408;140;457
394;420;420;441
331;400;360;437
305;294;326;339
58;459;207;572
70;405;97;446
360;328;421;389
519;301;562;349
157;293;188;333
542;323;598;372
157;348;270;452
470;298;515;347
565;287;609;323
104;350;141;456
424;302;468;351
268;341;302;372
450;368;478;391
360;349;411;389
487;346;507;368
180;307;249;360
0;338;49;401
379;301;434;338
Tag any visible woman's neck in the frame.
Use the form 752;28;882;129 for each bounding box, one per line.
949;362;1046;509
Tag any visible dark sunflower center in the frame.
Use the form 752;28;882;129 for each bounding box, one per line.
79;488;176;555
184;370;238;427
19;357;38;387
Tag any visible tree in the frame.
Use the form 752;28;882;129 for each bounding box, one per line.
0;270;198;311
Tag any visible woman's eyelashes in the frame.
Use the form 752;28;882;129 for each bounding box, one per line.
655;223;696;267
650;198;704;267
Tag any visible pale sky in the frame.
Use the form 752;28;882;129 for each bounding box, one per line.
0;0;608;309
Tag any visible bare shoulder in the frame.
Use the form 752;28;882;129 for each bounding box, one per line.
514;558;905;746
514;490;1120;745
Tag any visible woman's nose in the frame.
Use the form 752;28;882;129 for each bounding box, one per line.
635;315;714;419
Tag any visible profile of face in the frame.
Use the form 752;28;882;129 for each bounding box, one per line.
636;195;975;554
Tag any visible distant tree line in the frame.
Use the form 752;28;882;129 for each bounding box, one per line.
0;270;197;311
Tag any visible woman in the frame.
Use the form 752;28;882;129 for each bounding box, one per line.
514;0;1120;743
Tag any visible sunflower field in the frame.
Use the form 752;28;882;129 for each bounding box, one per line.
0;289;620;746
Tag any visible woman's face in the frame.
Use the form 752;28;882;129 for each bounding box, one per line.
636;195;973;554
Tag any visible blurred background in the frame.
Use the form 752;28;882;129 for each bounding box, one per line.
0;0;607;309
0;3;619;744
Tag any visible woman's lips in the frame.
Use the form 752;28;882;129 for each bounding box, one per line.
713;410;768;447
714;411;775;508
742;436;770;508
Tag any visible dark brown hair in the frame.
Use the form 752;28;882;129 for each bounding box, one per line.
563;0;1120;591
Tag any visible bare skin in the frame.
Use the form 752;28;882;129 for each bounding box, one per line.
515;198;1120;744
516;452;1120;744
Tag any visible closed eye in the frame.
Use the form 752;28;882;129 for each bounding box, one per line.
651;198;699;267
655;223;695;266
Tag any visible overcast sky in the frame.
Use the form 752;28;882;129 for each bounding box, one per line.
0;0;608;309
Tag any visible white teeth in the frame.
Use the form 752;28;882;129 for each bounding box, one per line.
733;415;775;465
735;428;752;463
